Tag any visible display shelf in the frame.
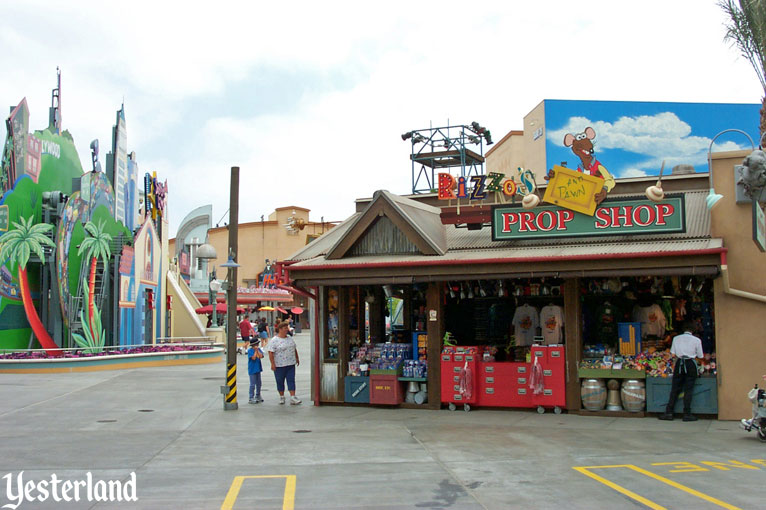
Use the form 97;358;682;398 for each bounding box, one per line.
398;377;427;382
578;368;645;379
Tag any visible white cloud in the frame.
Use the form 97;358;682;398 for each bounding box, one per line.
2;0;763;237
622;168;649;178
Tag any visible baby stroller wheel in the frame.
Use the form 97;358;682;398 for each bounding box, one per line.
758;428;766;442
448;403;456;411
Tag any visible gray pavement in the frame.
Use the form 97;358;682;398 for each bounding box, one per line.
1;331;765;509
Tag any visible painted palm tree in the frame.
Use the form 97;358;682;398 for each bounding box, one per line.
77;220;112;338
720;0;766;137
0;215;60;355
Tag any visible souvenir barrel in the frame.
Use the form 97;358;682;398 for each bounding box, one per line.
620;379;646;412
580;378;606;411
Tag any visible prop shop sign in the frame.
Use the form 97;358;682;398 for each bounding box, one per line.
491;196;686;241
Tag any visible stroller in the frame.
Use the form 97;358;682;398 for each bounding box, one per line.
741;383;766;442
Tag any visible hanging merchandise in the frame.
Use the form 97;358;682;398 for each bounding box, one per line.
632;302;666;338
529;355;544;395
512;303;540;346
595;300;619;346
459;361;473;401
661;298;674;332
540;304;564;345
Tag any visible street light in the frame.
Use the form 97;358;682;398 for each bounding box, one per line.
195;242;219;326
209;275;221;327
707;129;755;210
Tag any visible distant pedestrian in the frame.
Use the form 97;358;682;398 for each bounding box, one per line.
658;320;704;422
239;316;255;340
267;320;301;405
257;318;269;346
247;338;264;404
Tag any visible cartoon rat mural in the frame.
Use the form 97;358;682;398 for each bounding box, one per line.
562;127;616;205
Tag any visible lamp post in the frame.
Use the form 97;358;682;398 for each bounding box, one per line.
707;129;755;210
209;273;221;327
195;242;219;325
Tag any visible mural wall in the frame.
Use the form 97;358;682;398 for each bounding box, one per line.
0;72;171;352
543;100;761;179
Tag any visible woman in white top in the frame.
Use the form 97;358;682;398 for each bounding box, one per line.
267;320;301;405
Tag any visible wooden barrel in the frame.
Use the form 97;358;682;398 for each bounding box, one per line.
581;379;606;411
621;379;646;412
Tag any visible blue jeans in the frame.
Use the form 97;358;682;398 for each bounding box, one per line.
274;364;296;393
249;372;262;400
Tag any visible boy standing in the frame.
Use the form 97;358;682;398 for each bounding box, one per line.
247;338;264;404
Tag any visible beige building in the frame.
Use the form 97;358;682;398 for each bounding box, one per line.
169;206;337;328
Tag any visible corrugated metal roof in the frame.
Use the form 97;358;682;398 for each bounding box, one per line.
286;213;361;261
286;190;715;264
289;238;723;269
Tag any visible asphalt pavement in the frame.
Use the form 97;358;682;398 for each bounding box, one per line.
1;331;765;509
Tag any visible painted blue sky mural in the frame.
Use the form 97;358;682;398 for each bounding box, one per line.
545;100;761;178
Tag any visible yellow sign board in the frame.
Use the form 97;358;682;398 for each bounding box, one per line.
542;165;604;216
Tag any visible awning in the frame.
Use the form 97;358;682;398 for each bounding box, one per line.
291;306;304;314
276;306;288;314
259;306;275;311
288;238;724;286
195;303;245;314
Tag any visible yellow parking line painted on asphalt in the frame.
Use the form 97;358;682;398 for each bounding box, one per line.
573;464;742;510
221;475;296;510
572;466;665;510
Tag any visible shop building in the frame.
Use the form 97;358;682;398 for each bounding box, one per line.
283;151;765;420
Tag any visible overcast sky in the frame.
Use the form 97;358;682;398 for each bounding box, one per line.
1;0;761;238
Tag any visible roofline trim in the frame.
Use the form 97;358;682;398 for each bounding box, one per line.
288;247;726;271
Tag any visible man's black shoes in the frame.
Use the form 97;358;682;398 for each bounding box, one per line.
682;414;698;422
658;413;674;421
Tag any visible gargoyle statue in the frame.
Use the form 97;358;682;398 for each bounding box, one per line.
737;149;766;200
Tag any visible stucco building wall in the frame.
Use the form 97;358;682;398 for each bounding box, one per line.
709;150;766;420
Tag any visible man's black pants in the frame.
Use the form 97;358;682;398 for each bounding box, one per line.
666;358;697;414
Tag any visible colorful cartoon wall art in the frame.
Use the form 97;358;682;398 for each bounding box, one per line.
0;71;171;352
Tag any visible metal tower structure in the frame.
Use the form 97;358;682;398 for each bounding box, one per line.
404;122;493;194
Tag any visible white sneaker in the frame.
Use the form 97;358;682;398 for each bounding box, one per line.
290;396;302;405
741;418;753;430
248;399;257;404
279;396;285;405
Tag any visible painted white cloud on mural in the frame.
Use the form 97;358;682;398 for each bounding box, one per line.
547;112;749;175
622;168;649;178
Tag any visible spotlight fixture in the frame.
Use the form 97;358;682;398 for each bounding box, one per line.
401;131;413;141
484;130;493;145
471;121;485;134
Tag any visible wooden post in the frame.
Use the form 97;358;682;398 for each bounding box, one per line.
338;286;349;401
426;281;444;409
563;278;581;411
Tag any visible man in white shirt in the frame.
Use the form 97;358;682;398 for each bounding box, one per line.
658;321;704;422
